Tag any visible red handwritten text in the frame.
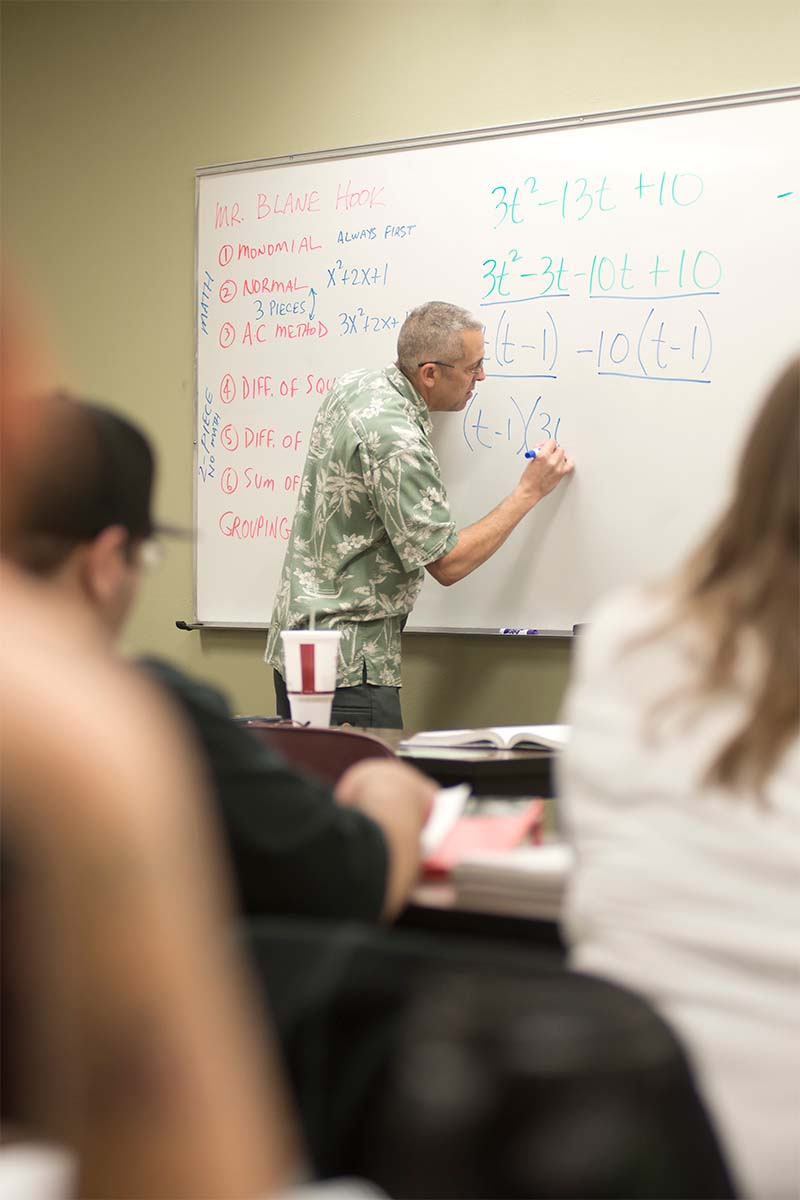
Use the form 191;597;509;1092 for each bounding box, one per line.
242;276;307;295
336;181;385;211
257;191;320;219
219;511;291;540
275;319;328;340
237;237;321;258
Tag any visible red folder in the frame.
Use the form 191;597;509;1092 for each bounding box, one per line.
423;799;545;878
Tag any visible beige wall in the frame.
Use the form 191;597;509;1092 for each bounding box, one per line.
3;0;797;724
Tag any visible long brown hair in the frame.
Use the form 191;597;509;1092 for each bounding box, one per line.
667;356;799;792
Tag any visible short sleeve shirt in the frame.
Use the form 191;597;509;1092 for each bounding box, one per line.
265;364;457;687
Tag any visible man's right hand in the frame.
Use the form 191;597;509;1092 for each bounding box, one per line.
517;438;575;504
426;439;575;587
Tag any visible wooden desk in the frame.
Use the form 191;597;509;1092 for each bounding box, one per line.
364;728;555;798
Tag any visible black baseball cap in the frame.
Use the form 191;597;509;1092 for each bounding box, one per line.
21;392;186;547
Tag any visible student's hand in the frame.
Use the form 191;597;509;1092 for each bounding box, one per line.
336;759;436;826
518;438;574;502
336;760;438;917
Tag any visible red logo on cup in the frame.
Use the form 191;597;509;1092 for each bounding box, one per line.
300;643;316;693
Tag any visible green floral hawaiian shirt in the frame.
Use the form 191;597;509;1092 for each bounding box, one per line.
265;364;458;687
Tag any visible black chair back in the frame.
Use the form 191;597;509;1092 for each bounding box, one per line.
241;919;735;1197
243;723;395;786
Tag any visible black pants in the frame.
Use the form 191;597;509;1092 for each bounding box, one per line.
273;666;403;729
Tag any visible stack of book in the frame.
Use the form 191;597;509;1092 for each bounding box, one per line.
451;842;573;919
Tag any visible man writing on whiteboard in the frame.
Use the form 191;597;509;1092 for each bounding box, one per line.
266;300;574;728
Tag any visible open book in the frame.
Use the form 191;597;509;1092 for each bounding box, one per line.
402;724;570;752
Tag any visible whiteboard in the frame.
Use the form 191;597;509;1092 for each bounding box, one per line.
194;89;799;631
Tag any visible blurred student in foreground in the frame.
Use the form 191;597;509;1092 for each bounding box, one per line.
5;392;434;923
559;357;799;1200
1;343;298;1192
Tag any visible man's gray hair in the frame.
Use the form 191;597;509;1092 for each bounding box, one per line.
396;301;483;376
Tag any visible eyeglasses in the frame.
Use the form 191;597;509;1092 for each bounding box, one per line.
418;359;485;377
137;538;163;570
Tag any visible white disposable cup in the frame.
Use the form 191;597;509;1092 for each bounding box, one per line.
280;629;341;727
285;692;335;727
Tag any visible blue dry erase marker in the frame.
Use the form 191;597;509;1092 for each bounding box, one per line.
499;627;539;635
524;449;538;459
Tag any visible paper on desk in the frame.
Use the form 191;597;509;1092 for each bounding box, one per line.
420;783;471;858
